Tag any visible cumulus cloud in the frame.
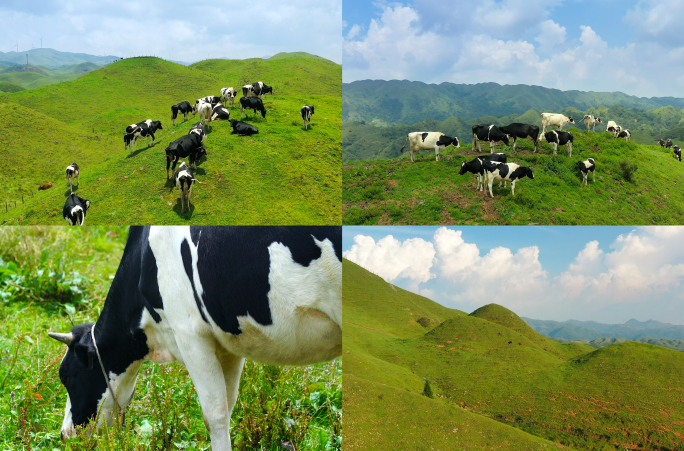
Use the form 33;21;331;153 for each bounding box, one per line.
624;0;684;47
535;20;566;53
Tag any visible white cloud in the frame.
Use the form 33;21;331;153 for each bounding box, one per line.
624;0;684;48
346;24;362;40
535;20;566;53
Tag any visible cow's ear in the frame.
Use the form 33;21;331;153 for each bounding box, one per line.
74;342;95;369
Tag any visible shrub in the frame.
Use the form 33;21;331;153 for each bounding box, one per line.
619;160;638;182
416;317;431;328
422;380;434;399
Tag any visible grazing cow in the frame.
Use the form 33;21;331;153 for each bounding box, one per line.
301;105;314;130
242;82;273;99
658;138;666;147
196;96;220;108
48;226;341;450
666;139;673;149
171;101;193;126
228;119;259;136
65;163;79;192
239;97;267;120
583;115;603;132
540;113;575;132
220;88;237;108
459;153;507;191
483;162;534;198
165;133;207;179
605;120;622;137
540;130;574;156
472;125;511;154
576;158;596;186
209;103;231;122
498;123;539;152
194;101;213;125
173;162;195;214
674;145;682;162
400;131;460;162
38;182;53;191
617;129;631;142
63;193;91;225
189;121;207;143
124;120;163;153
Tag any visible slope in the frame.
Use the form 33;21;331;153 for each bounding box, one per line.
0;56;341;224
344;260;684;450
0;48;118;69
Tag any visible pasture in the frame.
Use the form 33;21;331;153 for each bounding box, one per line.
0;227;342;450
0;54;341;225
343;131;684;225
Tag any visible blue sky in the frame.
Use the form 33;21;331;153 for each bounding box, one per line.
1;0;342;64
343;226;684;325
342;0;684;97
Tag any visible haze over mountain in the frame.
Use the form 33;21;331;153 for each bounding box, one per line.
0;48;119;70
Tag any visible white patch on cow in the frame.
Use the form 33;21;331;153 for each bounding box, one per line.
61;394;76;439
402;131;457;162
139;308;183;364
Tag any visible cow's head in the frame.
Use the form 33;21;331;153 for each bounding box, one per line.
153;121;163;131
260;108;267;118
459;161;469;175
596;117;603;124
501;134;511;146
524;167;535;179
567;116;575;124
229;119;238;128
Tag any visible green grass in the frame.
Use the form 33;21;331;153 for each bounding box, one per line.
343;259;684;450
0;227;342;450
343;131;684;225
0;55;341;225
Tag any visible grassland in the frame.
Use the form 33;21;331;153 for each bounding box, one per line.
343;259;684;450
0;227;341;450
343;131;684;225
0;55;341;225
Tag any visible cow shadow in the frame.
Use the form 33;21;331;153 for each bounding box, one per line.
64;186;79;197
171;199;194;219
126;142;158;158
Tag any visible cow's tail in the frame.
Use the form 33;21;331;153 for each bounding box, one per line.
400;135;408;153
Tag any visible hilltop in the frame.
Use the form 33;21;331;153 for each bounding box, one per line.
0;54;341;225
343;259;684;450
0;48;118;69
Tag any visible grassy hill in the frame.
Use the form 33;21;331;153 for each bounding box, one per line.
0;62;94;91
343;259;684;450
0;48;118;69
0;55;341;225
343;131;684;225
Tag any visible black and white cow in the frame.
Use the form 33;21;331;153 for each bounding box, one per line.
194;101;212;125
124;120;163;153
173;162;195;214
606;121;622;137
239;97;267;120
583;115;603;132
242;82;273;99
63;193;91;225
674;145;681;162
48;226;342;450
539;130;574;156
301;105;314;130
483;162;534;198
220;88;237;108
196;96;221;108
541;113;575;132
472;124;511;154
400;131;460;162
171;102;193;126
658;138;666;147
188;121;207;143
228;119;259;136
617;129;631;142
576;158;596;186
209;103;231;123
458;153;507;191
667;139;674;149
66;163;79;193
498;123;539;152
164;133;207;179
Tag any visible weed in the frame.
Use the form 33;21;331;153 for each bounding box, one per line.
619;160;639;182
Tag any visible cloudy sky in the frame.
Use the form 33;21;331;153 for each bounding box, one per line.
343;0;684;97
1;0;342;64
343;226;684;325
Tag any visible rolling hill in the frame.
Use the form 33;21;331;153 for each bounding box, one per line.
343;259;684;450
0;48;118;69
0;55;341;225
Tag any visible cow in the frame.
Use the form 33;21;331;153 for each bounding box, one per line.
220;88;237;108
189;121;207;143
606;121;622;137
539;130;574;156
196;96;221;108
541;113;575;132
209;103;231;123
458;153;507;191
242;82;273;99
63;193;91;225
399;131;460;162
164;133;207;179
583;115;603;132
576;158;596;186
301;105;314;130
239;97;267;120
658;138;666;147
66;163;79;193
173;162;195;214
674;145;682;162
498;123;539;152
171;101;193;126
471;125;511;154
483;162;534;198
228;119;259;136
47;226;342;451
124;120;163;153
194;101;213;126
666;139;673;149
617;129;631;142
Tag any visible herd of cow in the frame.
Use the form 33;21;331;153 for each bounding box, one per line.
61;82;318;224
399;112;676;198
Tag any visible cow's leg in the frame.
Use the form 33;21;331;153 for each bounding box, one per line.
166;155;172;179
488;177;494;198
476;173;482;191
218;352;245;426
511;180;516;196
552;143;557;155
435;146;440;161
568;142;572;158
592;170;595;182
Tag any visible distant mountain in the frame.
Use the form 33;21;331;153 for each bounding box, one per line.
343;79;684;125
552;337;684;353
0;48;119;69
522;317;684;341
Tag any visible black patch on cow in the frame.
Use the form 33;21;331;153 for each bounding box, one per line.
421;132;429;142
180;238;209;323
138;229;163;323
509;166;533;181
497;164;510;179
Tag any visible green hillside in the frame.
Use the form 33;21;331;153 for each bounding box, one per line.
343;131;684;225
343;259;684;450
0;56;341;225
0;81;24;93
0;48;118;69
